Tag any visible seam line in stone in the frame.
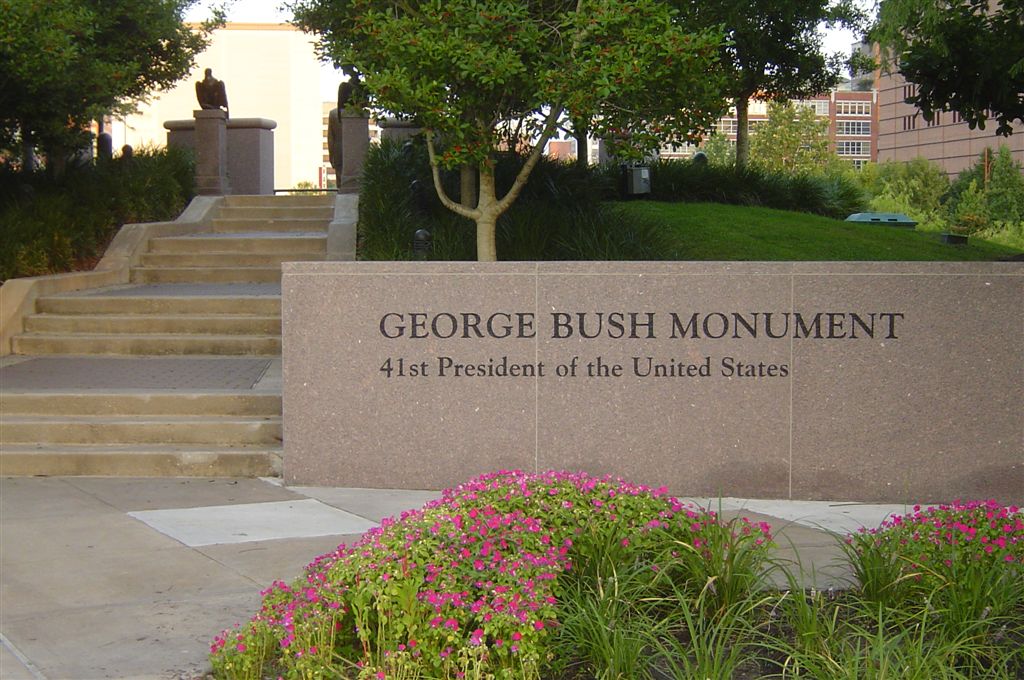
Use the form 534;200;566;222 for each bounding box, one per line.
789;274;795;499
534;264;540;474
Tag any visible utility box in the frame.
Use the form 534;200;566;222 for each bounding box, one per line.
624;166;651;195
845;212;917;228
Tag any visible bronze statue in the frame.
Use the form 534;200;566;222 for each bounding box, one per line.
328;77;365;172
196;68;229;117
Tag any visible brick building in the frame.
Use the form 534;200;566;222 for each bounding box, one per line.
876;71;1024;176
659;87;878;168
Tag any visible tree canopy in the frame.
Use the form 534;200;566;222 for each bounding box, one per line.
291;0;727;260
0;0;219;166
674;0;863;167
749;101;834;173
872;0;1024;135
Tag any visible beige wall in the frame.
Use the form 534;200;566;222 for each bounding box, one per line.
877;71;1024;176
111;24;324;190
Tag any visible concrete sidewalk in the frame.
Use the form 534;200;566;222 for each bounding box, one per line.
0;476;917;680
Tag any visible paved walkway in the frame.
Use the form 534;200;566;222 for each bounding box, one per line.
0;475;918;680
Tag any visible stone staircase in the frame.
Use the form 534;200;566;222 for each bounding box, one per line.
10;195;329;356
0;194;334;477
0;390;282;476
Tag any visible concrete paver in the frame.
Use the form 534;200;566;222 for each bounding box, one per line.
290;485;444;522
63;477;298;512
1;636;40;680
195;534;362;585
130;499;377;546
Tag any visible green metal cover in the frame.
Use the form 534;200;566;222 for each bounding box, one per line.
844;212;918;227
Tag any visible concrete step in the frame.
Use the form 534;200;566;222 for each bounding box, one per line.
211;218;329;233
0;391;280;416
215;205;333;220
36;294;280;316
148;234;326;254
12;333;280;356
131;266;281;284
0;444;282;477
1;416;281;445
222;194;332;208
140;252;323;268
23;314;280;335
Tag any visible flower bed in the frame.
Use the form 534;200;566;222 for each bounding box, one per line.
211;474;1022;679
210;470;771;679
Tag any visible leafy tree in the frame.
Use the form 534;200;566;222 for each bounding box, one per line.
701;133;736;167
872;0;1024;135
748;101;832;173
985;146;1024;224
952;180;990;234
860;157;949;212
0;0;220;170
673;0;863;168
291;0;727;261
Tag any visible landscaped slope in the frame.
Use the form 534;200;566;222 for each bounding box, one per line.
623;201;1022;261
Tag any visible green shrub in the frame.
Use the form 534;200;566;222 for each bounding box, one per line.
952;180;991;235
0;145;194;281
647;160;865;219
210;470;774;680
860;157;950;214
359;141;660;261
985;146;1024;224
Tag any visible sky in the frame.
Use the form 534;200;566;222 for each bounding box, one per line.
185;0;867;100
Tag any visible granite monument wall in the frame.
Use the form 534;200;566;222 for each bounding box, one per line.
282;262;1023;502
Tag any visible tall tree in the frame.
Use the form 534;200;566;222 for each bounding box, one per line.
0;0;220;169
291;0;727;261
872;0;1024;135
749;101;833;173
674;0;863;168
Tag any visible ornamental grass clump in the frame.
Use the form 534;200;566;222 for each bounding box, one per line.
834;500;1024;676
210;470;773;680
845;500;1023;606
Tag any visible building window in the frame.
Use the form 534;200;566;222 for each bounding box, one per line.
902;84;917;101
849;159;868;169
836;141;871;156
925;113;941;127
795;99;830;116
837;120;871;136
836;101;871;116
952;111;961;123
902;114;918;131
716;118;738;135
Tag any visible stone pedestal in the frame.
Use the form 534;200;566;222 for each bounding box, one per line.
224;118;276;195
166;116;276;195
379;118;423;143
338;114;371;194
193;109;230;195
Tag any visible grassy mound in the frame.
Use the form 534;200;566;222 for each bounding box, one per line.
622;201;1023;261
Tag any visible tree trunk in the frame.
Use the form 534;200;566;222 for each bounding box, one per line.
475;163;498;261
734;97;750;169
459;164;478;209
572;118;589;169
20;126;36;173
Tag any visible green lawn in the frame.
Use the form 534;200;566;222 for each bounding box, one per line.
622;201;1023;261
